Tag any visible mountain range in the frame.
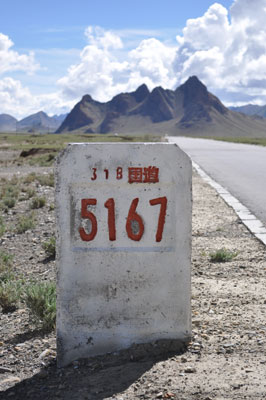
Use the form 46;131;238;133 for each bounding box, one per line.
229;104;266;118
56;76;266;137
2;76;266;137
0;111;67;133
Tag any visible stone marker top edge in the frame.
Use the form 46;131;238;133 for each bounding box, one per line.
64;142;175;146
55;142;189;167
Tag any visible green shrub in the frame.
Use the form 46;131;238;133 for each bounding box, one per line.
0;184;20;200
0;281;21;313
16;213;36;234
30;196;46;209
29;153;55;167
0;250;13;267
21;186;36;199
23;173;36;184
0;216;5;236
0;250;14;283
36;173;54;187
0;268;14;284
24;281;56;331
9;175;19;186
26;188;36;199
3;197;16;208
210;248;238;263
42;236;56;258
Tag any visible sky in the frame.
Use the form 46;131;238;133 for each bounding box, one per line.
1;0;266;119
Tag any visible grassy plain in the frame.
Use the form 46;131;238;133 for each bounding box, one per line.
0;132;163;167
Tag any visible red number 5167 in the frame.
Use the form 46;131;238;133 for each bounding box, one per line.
79;197;167;243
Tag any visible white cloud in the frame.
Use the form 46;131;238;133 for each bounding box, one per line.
0;77;74;119
128;38;176;88
84;26;123;50
4;0;266;119
176;3;230;50
0;78;39;119
57;27;177;103
57;1;266;107
174;0;266;104
57;27;129;101
0;33;39;75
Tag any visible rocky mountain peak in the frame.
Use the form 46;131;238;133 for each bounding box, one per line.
56;76;266;137
133;84;149;102
179;75;209;106
81;94;94;103
178;75;227;123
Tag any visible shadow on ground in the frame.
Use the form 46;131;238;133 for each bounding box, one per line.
0;340;186;400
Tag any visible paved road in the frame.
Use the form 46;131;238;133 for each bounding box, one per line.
168;137;266;228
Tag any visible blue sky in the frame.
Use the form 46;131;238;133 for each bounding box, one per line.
1;0;266;119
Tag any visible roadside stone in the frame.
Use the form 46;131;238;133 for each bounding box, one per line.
0;366;13;373
184;366;196;373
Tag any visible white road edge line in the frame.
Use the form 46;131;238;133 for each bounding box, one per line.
192;161;266;247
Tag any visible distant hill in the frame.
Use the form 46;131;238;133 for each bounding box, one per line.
230;104;266;118
0;112;68;133
52;113;68;123
0;114;17;132
56;76;266;138
17;111;62;133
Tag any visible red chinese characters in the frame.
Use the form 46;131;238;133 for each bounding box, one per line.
128;166;159;183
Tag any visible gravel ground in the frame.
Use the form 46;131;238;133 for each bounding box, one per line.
0;162;265;400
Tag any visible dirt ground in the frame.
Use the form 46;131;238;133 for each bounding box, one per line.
0;158;265;399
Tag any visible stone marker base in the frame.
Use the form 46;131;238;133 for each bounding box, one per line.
62;338;190;368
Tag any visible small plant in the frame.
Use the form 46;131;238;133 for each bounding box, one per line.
21;186;36;199
209;248;238;263
0;267;14;283
16;213;36;234
0;250;14;283
29;153;56;167
0;250;14;267
0;216;5;236
42;236;56;258
24;281;56;331
0;184;20;200
3;197;16;209
0;281;21;313
23;172;36;184
30;196;46;209
36;173;54;187
26;188;36;199
9;175;19;186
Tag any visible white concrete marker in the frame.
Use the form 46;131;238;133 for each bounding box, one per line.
56;143;192;367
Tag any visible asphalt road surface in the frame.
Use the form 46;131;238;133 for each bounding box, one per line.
168;137;266;228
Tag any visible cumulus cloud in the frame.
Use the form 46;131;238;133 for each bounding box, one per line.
0;77;74;119
128;38;176;89
0;78;40;119
4;0;266;119
0;33;39;75
57;26;177;102
57;1;266;107
57;26;129;101
174;0;266;104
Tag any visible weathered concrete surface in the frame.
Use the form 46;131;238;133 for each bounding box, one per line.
55;143;192;367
